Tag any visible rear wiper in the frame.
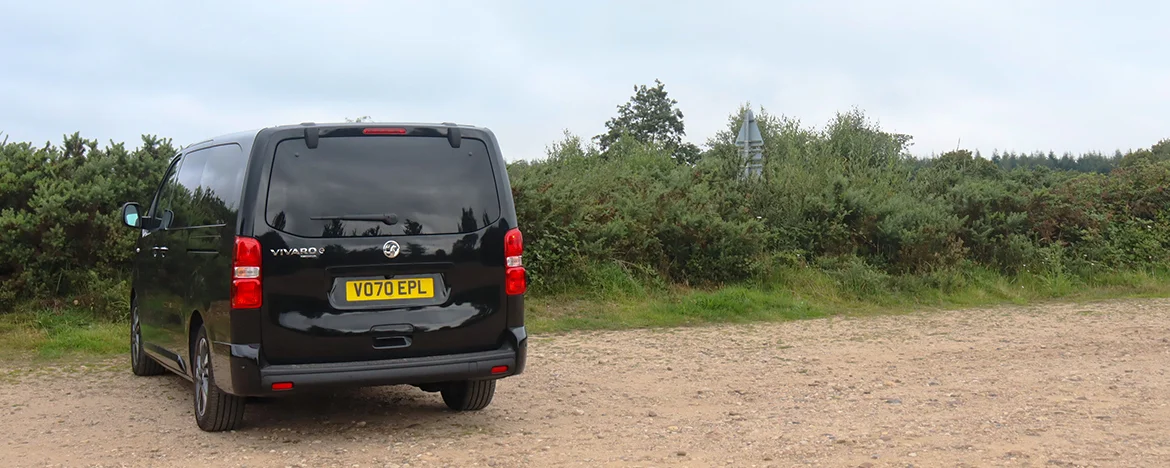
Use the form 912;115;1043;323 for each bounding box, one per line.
309;213;399;225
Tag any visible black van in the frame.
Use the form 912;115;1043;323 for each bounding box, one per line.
118;122;527;432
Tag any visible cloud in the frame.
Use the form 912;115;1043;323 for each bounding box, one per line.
2;0;1167;161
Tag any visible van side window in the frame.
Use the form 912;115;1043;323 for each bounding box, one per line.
198;144;245;212
162;150;207;229
149;157;183;221
162;144;245;229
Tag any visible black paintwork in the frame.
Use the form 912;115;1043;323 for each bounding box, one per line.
125;123;526;396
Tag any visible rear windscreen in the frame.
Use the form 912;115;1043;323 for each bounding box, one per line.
265;135;502;238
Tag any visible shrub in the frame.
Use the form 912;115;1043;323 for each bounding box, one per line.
2;107;1168;309
509;108;1170;295
0;133;173;311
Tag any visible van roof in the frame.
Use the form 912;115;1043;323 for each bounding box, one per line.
182;122;488;153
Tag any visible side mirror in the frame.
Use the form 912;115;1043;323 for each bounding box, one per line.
120;202;142;228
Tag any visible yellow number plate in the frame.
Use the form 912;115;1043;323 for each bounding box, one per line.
345;278;435;301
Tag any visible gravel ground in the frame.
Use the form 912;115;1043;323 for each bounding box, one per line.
3;298;1170;467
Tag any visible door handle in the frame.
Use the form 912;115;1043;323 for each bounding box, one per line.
152;246;169;257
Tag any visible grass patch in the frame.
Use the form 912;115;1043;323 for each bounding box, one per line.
0;306;124;361
527;265;1170;334
3;266;1170;361
529;285;826;333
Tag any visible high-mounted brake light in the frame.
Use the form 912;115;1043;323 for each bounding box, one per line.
504;228;526;295
231;236;263;309
362;128;407;135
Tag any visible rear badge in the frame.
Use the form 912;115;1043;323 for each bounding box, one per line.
383;240;401;259
271;247;325;258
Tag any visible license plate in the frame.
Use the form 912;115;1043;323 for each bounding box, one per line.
345;278;435;302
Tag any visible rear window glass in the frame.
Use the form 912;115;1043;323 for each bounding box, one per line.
265;135;501;238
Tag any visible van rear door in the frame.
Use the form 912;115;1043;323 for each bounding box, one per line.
257;128;510;365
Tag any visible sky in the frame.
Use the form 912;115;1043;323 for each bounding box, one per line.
1;0;1167;161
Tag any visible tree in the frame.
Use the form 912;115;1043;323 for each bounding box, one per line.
595;80;700;164
1151;138;1170;160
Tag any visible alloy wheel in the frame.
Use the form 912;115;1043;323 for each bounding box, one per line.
195;337;211;417
131;307;141;367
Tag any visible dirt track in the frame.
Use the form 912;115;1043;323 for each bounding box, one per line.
3;299;1170;467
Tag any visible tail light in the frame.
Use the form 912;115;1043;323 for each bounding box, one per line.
504;228;526;295
231;236;263;309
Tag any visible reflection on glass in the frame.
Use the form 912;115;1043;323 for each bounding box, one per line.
403;219;423;236
322;219;345;237
162;144;244;229
356;226;382;237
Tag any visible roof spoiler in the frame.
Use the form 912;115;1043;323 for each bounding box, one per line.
301;122;458;149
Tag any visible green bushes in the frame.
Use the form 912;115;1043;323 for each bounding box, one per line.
0;133;174;316
511;132;767;291
509;108;1170;295
0;109;1167;316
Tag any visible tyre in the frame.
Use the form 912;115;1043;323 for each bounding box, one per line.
130;300;165;376
192;326;246;431
440;379;496;411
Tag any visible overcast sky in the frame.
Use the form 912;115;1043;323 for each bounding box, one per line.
2;1;1166;161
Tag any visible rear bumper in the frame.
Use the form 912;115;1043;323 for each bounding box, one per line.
261;346;517;392
217;327;527;396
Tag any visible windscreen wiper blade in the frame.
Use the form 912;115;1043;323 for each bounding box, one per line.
309;213;399;225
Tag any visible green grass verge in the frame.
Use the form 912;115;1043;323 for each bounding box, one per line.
3;265;1169;362
0;307;125;361
526;265;1170;333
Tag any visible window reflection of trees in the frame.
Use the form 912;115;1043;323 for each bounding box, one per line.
402;219;423;236
459;208;479;232
322;219;345;238
167;185;236;228
355;226;382;237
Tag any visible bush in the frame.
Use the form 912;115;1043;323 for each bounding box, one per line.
509;108;1170;295
2;107;1168;311
512;133;765;290
0;133;173;312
